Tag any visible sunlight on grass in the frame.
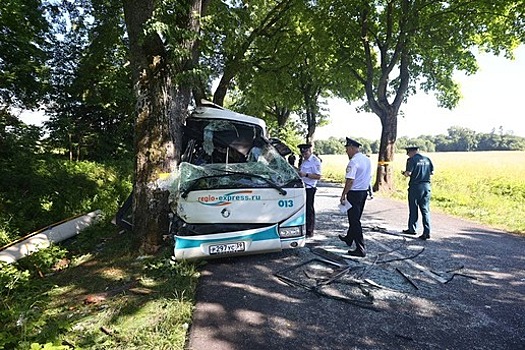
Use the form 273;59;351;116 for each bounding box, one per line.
98;267;129;281
139;276;161;288
3;222;200;350
108;298;193;349
70;253;94;268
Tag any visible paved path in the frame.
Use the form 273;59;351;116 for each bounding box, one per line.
186;183;525;350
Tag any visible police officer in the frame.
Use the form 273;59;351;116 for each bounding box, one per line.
298;144;322;237
402;146;434;240
338;137;372;257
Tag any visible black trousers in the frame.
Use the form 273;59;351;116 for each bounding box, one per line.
346;190;368;253
305;187;317;236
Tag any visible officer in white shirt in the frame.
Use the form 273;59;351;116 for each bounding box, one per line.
338;137;372;257
298;143;322;237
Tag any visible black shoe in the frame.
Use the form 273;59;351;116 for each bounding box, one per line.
418;234;430;240
347;249;366;257
402;229;417;235
338;235;353;246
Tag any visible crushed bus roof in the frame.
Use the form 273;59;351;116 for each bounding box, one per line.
191;106;267;134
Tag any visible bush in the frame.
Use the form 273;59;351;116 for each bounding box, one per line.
0;156;132;241
0;261;32;348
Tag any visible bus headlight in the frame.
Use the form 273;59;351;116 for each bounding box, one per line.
279;226;302;238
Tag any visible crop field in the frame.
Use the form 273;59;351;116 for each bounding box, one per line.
320;151;525;234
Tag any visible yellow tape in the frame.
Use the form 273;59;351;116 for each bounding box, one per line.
377;161;392;165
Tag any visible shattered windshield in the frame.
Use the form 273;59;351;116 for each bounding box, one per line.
177;143;300;194
168;112;301;198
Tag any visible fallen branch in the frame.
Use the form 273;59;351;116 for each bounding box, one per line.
100;326;113;336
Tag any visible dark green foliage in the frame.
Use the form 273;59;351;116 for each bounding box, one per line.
16;244;70;276
395;127;525;153
43;0;134;162
0;110;43;158
0;261;32;347
0;243;69;349
317;130;525;155
0;219;125;349
315;137;346;155
0;0;51;108
0;145;132;244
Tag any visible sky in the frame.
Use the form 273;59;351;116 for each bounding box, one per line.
316;45;525;141
20;46;525;141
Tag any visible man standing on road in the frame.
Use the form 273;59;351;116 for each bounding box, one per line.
298;143;322;238
338;137;372;257
402;146;434;240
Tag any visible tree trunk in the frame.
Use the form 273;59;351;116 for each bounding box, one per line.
68;133;72;161
301;81;319;145
213;67;235;106
271;104;290;128
373;109;397;192
123;0;177;253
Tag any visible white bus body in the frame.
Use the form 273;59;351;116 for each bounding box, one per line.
171;105;306;260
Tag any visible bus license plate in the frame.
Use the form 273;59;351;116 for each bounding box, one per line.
209;242;245;255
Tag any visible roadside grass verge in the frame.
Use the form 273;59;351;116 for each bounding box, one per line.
320;151;525;234
1;220;200;350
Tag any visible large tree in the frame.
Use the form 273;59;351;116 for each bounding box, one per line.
229;2;318;140
319;0;524;191
122;0;205;253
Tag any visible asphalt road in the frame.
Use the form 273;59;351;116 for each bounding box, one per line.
186;182;525;350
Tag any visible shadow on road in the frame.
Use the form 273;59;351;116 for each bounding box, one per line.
187;188;525;350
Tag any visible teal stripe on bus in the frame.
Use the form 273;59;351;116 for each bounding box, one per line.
282;213;305;227
174;226;279;249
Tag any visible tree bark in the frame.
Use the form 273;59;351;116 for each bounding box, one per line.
357;0;410;193
374;109;397;192
212;67;235;106
123;0;203;253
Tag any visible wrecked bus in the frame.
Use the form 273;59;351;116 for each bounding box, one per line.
169;104;306;260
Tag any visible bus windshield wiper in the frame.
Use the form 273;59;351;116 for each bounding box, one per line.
181;174;226;198
180;170;287;198
216;169;287;196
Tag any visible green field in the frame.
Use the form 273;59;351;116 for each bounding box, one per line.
321;151;525;234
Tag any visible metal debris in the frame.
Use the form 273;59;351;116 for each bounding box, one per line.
430;269;478;283
369;237;449;284
275;258;379;311
310;247;348;266
395;267;419;290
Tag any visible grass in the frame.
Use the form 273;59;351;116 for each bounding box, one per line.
321;151;525;234
1;221;200;350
